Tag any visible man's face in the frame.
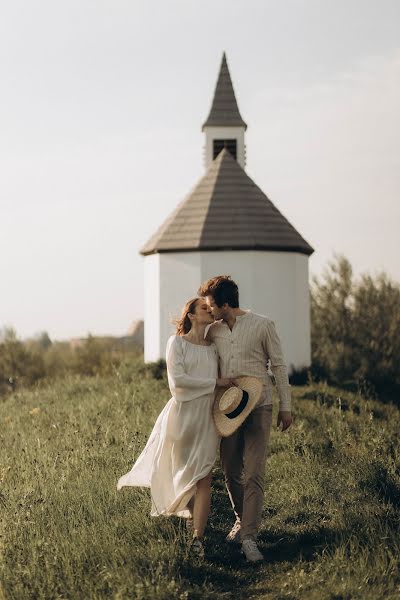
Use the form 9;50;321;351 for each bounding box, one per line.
205;296;225;320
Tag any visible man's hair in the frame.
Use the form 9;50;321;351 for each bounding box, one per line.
198;275;239;308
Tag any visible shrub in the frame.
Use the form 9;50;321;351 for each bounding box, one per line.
0;328;46;394
311;255;400;389
0;329;144;397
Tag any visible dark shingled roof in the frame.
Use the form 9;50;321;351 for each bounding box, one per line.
140;149;314;256
202;52;247;131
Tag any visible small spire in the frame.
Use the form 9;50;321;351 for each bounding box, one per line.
202;52;247;131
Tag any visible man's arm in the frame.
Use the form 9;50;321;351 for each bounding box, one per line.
262;319;292;414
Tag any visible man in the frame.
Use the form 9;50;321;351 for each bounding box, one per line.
198;275;292;562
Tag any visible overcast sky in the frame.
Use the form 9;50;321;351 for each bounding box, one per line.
1;1;399;340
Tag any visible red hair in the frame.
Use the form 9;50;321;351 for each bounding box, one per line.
174;298;199;335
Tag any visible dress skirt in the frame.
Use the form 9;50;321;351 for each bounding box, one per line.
117;335;220;518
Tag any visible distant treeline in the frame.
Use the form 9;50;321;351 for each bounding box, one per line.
0;333;144;397
1;255;399;398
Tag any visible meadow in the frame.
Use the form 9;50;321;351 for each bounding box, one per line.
1;357;399;600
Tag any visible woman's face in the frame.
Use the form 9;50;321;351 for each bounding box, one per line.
191;299;214;325
205;295;226;320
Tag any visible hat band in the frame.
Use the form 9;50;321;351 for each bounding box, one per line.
225;390;249;419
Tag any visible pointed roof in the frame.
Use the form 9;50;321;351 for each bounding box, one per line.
140;149;314;256
202;53;247;131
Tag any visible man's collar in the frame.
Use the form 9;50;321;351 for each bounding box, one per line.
204;320;223;338
219;309;251;326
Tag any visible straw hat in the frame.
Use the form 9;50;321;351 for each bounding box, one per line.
213;377;263;437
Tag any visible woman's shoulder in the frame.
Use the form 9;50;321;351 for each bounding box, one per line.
166;335;182;361
167;334;179;346
166;334;184;351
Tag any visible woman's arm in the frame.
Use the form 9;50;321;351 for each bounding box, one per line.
166;336;216;402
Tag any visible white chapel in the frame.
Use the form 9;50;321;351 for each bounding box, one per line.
140;53;314;370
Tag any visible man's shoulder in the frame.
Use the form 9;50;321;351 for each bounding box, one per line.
206;320;225;339
247;311;273;326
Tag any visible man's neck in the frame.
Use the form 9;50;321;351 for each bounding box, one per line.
224;307;247;331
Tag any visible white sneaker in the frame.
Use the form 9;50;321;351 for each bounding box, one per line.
190;537;205;558
241;539;264;562
225;519;242;544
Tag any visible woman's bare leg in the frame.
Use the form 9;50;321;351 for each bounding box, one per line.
187;495;195;518
192;472;212;539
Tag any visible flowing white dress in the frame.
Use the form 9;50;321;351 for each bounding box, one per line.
117;335;220;518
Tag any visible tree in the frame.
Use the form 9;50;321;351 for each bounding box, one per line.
311;254;400;388
352;273;400;386
311;254;356;381
0;328;45;393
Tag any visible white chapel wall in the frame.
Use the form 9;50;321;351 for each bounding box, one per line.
143;254;161;362
145;250;311;370
159;252;202;353
200;250;311;371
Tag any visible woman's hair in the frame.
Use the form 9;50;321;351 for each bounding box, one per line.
198;275;239;308
174;297;199;335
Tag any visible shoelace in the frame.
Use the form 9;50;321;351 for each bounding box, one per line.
231;521;241;535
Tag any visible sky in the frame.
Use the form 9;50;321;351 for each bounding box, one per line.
1;0;399;340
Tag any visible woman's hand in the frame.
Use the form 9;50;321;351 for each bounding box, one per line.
216;378;236;387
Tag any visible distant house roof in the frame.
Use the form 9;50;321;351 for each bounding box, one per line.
127;319;144;349
202;52;247;131
140;149;314;256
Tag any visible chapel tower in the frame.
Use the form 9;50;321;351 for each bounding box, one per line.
202;52;247;169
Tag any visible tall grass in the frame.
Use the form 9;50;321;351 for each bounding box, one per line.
1;360;399;599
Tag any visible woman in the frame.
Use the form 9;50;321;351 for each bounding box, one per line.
117;297;232;556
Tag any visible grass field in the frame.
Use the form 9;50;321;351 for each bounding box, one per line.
1;358;399;600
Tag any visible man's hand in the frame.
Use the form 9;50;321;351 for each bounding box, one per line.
216;378;236;387
277;410;292;431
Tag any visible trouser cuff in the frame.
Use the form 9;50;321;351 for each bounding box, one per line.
241;533;257;542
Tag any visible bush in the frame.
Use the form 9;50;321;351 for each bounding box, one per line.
0;329;144;397
311;255;400;389
0;328;46;394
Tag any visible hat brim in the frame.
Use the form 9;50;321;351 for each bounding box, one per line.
213;377;263;437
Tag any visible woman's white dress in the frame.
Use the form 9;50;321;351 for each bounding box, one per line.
117;335;220;518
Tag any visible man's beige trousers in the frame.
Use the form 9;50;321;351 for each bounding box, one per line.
220;404;273;541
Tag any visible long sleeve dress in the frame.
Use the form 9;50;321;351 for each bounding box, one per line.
117;335;220;518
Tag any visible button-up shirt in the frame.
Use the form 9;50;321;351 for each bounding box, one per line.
207;310;291;411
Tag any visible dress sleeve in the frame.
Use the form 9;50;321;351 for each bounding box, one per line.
262;320;292;412
166;336;216;402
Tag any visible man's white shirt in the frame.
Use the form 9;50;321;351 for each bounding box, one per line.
207;310;291;411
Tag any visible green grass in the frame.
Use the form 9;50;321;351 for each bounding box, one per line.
0;360;399;600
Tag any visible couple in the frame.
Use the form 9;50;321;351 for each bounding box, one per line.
117;275;292;562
